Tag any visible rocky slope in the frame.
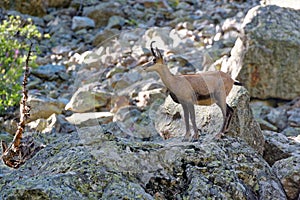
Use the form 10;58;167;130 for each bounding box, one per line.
0;0;300;199
0;128;286;199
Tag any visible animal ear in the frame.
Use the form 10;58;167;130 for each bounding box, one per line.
156;47;162;59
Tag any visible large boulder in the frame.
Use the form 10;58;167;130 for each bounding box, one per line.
0;1;46;16
272;156;300;200
221;5;300;100
65;83;112;113
0;0;71;16
71;16;95;31
31;64;68;81
30;114;76;134
111;106;161;141
0;127;286;199
154;85;265;154
66;112;113;128
27;95;66;122
47;0;71;8
263;130;300;165
83;2;124;27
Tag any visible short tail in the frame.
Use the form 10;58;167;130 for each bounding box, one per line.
234;81;243;86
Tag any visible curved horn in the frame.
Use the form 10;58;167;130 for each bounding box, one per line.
156;47;162;59
150;41;156;57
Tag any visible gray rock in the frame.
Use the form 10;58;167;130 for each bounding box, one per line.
226;86;264;152
106;16;126;29
250;101;273;119
110;71;142;91
51;45;71;55
71;16;95;31
105;66;126;79
142;0;171;9
1;119;18;135
266;108;288;131
47;0;71;8
110;95;130;113
256;118;278;132
31;64;68;81
281;126;300;137
73;68;105;88
0;157;13;179
221;5;300;100
0;131;13;145
80;44;122;69
116;78;164;98
2;0;48;16
66;112;113;127
135;88;166;108
27;95;66;122
272;156;300;200
113;106;141;122
27;118;48;132
154;85;265;154
65;83;112;113
83;2;124;27
112;106;160;140
0;128;286;199
142;27;173;48
287;108;300;127
92;28;120;46
42;114;76;133
101;180;153;200
263;130;300;165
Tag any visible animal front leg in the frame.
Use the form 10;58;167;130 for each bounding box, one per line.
188;104;199;142
215;91;227;139
181;103;191;141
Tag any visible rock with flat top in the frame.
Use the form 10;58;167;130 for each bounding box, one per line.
154;86;264;154
65;83;112;113
83;2;124;27
66;112;113;127
31;64;68;81
27;95;66;122
72;16;95;31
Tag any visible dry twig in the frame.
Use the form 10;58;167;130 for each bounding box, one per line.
1;43;35;168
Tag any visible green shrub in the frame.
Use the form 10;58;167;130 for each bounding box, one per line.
0;15;43;115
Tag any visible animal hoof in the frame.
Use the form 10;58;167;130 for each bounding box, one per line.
190;134;199;142
214;132;224;139
190;138;199;142
182;137;190;142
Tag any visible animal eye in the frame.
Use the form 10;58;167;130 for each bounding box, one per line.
153;58;156;63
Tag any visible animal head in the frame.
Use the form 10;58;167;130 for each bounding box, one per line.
142;41;165;72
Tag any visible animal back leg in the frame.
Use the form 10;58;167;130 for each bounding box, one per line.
219;104;234;135
224;104;234;131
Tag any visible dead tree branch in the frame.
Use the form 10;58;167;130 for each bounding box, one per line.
1;43;33;168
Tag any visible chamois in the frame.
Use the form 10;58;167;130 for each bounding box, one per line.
142;41;242;141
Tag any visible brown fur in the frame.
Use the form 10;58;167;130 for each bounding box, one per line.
142;42;240;141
